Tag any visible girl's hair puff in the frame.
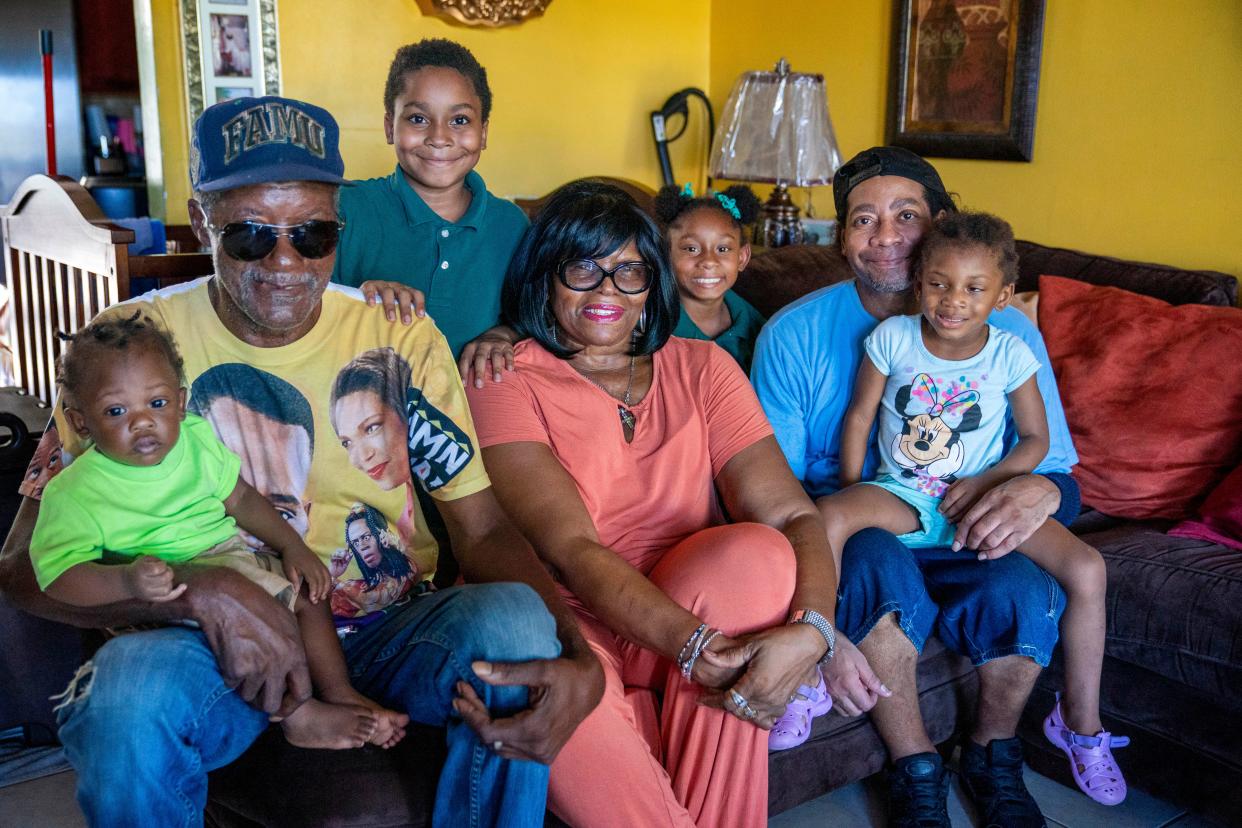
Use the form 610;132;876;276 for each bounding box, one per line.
654;184;761;237
917;210;1020;286
56;311;186;402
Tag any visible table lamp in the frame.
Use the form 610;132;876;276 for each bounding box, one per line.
710;58;842;246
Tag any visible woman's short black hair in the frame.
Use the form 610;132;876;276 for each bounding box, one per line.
384;39;492;121
502;180;680;359
653;184;761;238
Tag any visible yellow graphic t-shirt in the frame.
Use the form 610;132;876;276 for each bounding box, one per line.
45;279;490;621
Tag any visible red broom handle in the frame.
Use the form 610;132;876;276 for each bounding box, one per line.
41;30;56;177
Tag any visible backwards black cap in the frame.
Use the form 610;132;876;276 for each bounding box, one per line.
832;146;951;223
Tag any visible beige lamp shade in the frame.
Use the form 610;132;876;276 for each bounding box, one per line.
710;59;842;186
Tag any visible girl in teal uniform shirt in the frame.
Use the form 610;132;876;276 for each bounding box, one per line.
657;184;766;374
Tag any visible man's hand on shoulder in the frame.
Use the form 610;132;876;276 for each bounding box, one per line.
181;564;311;718
952;473;1061;559
451;646;603;764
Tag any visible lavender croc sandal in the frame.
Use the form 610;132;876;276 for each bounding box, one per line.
1043;694;1130;806
769;669;832;751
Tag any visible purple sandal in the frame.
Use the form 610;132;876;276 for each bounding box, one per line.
769;669;832;751
1043;694;1130;806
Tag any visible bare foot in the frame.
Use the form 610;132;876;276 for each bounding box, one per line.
322;687;410;749
280;699;377;750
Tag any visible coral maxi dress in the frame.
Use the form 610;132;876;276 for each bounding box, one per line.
468;337;800;828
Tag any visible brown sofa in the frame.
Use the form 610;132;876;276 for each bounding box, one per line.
736;241;1242;825
203;240;1240;826
1;237;1236;826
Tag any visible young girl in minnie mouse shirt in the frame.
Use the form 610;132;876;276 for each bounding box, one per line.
822;211;1130;806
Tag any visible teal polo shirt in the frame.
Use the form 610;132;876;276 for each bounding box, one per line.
673;290;767;375
332;167;529;358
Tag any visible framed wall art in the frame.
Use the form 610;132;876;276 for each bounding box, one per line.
413;0;552;27
886;0;1045;161
181;0;281;128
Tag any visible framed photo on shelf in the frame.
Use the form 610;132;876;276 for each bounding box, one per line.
885;0;1045;161
181;0;281;126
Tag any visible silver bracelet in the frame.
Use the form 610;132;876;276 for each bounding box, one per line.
681;627;720;682
676;622;708;671
687;628;722;682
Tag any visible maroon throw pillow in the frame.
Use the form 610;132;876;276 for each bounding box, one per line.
1038;275;1242;520
1169;463;1242;550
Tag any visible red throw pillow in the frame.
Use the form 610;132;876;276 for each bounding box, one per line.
1038;275;1242;520
1169;463;1242;550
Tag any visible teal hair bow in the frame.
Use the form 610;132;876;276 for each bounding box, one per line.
680;182;695;198
714;192;741;220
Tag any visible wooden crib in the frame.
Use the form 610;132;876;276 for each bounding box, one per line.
0;174;212;408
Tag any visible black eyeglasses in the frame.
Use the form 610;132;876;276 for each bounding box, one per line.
209;220;344;262
558;259;653;295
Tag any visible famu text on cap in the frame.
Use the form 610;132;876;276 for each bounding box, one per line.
190;95;350;194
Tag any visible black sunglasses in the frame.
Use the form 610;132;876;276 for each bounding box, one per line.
557;259;654;295
210;220;344;262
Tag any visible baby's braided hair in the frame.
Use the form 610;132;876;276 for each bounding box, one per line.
56;311;186;400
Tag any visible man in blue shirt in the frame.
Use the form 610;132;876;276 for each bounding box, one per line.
753;147;1078;828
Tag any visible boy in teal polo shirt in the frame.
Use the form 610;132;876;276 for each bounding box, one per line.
332;39;528;358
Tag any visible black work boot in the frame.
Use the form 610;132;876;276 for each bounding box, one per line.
886;752;951;828
960;737;1047;828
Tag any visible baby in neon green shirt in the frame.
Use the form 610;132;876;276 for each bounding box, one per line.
31;313;408;751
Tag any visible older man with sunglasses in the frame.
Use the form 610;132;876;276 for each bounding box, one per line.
0;96;602;827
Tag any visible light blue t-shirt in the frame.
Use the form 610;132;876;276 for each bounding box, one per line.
865;314;1040;498
752;280;1077;499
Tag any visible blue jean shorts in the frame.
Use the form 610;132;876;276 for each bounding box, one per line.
835;527;1066;667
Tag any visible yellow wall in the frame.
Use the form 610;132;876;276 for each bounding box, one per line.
154;0;711;223
710;0;1242;278
153;1;1241;281
152;0;192;224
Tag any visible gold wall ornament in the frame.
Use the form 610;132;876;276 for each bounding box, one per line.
413;0;552;27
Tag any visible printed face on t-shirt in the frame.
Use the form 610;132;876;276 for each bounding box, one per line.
204;396;312;535
346;517;383;568
188;363;315;539
332;389;411;492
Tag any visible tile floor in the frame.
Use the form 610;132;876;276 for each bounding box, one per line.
770;760;1218;828
0;758;1222;828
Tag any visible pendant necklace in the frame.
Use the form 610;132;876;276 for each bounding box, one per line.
582;355;637;432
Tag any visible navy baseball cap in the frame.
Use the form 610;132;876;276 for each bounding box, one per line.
832;146;950;223
190;95;350;193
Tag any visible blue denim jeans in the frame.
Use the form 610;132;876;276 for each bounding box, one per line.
55;582;560;828
836;528;1066;666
